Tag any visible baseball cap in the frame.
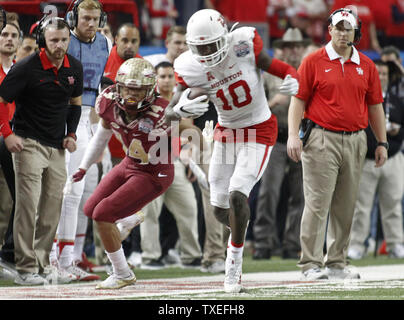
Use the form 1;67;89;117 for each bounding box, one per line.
331;9;357;29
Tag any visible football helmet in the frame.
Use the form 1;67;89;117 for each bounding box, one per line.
186;9;229;68
115;58;156;112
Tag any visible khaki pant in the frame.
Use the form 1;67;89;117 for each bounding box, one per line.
299;128;367;271
12;138;66;273
200;145;228;267
350;152;404;252
0;168;13;247
141;159;202;264
253;142;304;253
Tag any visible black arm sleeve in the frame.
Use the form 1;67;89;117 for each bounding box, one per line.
66;104;81;135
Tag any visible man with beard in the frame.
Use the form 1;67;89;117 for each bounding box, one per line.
104;23;141;82
0;17;83;285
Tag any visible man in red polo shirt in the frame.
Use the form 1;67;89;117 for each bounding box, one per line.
287;8;387;280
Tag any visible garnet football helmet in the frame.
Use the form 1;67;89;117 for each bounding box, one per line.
115;58;156;112
186;9;229;68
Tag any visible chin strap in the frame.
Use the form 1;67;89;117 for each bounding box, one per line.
229;22;239;33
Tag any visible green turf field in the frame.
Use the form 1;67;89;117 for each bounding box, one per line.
1;252;404;300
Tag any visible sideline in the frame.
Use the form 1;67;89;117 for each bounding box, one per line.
0;264;403;300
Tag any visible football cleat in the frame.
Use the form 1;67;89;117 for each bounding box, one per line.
43;265;77;284
77;252;107;273
116;211;145;241
224;256;243;293
65;264;100;281
96;270;136;290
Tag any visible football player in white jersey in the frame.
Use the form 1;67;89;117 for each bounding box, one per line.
165;9;299;293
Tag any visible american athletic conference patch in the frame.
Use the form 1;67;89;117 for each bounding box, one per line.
233;40;250;57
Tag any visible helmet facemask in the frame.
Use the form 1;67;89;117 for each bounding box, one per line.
187;34;229;67
115;58;157;113
186;9;230;68
115;82;155;113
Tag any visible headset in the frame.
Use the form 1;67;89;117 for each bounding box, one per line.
65;0;107;29
328;8;362;46
0;5;6;33
36;16;71;48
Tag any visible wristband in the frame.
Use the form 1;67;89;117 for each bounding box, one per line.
66;132;77;141
377;141;389;151
66;104;81;136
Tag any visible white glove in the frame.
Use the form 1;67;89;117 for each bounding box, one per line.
173;88;209;119
279;74;299;96
189;158;209;190
202;120;214;144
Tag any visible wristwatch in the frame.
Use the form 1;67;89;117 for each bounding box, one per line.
377;141;389;151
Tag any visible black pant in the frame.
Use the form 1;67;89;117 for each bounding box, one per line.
0;136;15;263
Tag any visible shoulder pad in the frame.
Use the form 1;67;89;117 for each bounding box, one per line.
95;85;115;117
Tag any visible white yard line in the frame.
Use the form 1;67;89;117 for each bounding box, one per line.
0;264;403;300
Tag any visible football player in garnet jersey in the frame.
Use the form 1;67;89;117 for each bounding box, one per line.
72;58;175;289
164;9;299;293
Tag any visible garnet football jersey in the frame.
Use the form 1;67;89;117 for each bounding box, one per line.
95;85;171;166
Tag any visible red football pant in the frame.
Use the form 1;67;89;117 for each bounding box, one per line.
84;157;174;223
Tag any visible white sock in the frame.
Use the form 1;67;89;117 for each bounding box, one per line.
227;235;244;260
73;234;86;263
49;240;59;266
106;246;131;278
59;242;74;268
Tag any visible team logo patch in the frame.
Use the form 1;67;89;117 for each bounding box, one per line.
233;40;250;57
68;76;75;85
138;118;154;133
206;72;215;81
356;67;364;75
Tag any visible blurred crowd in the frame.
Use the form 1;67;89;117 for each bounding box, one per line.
135;0;404;52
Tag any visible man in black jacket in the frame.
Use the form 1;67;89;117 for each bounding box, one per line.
0;17;83;285
348;59;404;260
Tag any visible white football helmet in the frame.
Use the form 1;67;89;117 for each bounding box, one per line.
186;9;229;68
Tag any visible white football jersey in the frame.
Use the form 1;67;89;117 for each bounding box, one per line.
144;53;169;67
174;27;271;129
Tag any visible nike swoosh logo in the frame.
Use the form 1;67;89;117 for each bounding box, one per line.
132;133;141;136
158;173;167;177
179;106;193;114
325;69;332;72
229;63;236;69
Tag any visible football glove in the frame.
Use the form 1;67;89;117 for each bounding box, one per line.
72;168;86;182
173;88;209;119
279;75;299;96
202;120;214;144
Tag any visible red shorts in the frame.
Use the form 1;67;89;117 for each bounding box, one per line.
84;157;174;223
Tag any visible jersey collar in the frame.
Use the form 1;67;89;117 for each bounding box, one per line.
325;41;360;65
39;48;70;70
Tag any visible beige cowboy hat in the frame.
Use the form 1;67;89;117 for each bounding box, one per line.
272;28;312;48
